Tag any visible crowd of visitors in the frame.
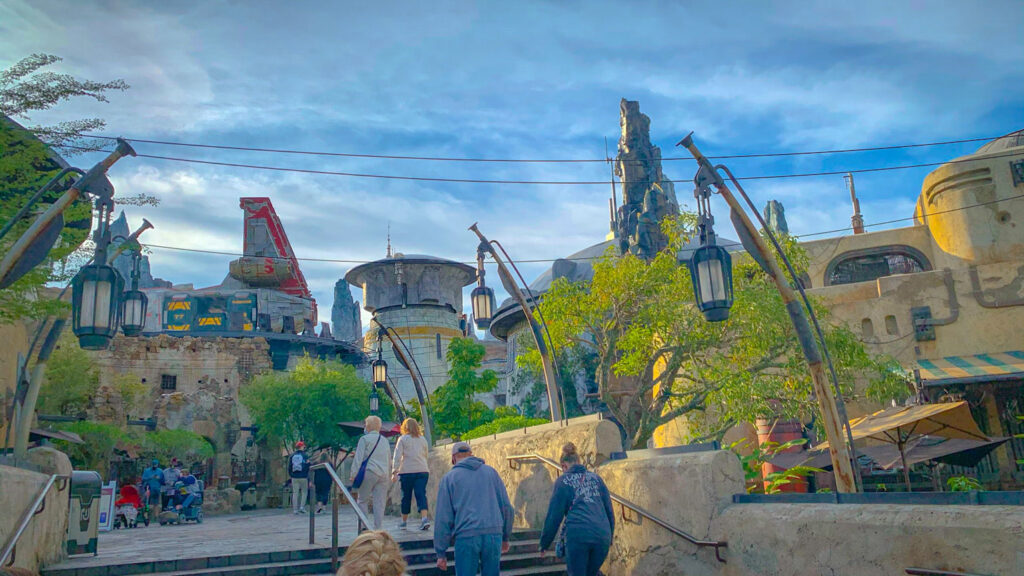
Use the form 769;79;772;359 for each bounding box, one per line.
284;418;613;576
119;456;201;525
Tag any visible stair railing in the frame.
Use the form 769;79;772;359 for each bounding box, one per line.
507;453;728;563
308;462;372;573
1;473;69;568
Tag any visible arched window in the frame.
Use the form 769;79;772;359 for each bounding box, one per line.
824;245;931;287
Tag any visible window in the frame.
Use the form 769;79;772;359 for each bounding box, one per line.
884;315;899;336
824;245;931;286
436;333;442;359
161;374;177;391
861;318;874;339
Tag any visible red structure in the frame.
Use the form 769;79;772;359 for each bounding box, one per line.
239;197;316;321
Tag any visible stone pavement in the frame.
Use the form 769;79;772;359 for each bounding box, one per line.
48;508;434;569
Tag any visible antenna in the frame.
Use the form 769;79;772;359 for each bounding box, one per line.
386;222;392;257
844;173;865;234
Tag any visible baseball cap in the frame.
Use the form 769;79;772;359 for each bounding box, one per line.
450;441;472;456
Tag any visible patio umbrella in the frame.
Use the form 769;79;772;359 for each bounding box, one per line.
337;421;402;438
814;401;989;491
778;436;1008;472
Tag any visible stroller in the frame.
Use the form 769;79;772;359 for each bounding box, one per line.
113;484;149;528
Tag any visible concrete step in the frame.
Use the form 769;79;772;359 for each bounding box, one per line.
41;533;552;576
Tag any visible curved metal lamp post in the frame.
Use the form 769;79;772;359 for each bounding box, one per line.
371;318;435;444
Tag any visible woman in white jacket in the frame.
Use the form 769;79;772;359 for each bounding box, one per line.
350;415;391;530
391;418;431;530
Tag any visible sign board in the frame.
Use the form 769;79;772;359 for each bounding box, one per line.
98;481;117;531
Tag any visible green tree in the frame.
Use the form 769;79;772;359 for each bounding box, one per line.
531;214;904;448
139;429;214;465
240;357;392;451
53;421;131;477
1;54;154;322
430;338;499;439
38;333;100;416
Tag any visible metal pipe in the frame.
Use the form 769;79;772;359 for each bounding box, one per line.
0;139;135;288
680;135;857;494
469;223;563;422
308;462;373;539
1;474;65;567
331;485;340;572
372;318;433;444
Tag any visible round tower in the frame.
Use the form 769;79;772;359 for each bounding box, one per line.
345;254;476;406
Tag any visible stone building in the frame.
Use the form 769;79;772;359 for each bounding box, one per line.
345;253;476;405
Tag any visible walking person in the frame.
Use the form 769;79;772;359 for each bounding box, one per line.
539;443;615;576
350;415;391;530
434;442;513;576
313;453;332;514
289;441;311;514
391;418;431;531
162;458;182;509
141;459;164;522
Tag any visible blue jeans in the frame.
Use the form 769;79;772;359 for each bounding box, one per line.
454;533;502;576
565;539;610;576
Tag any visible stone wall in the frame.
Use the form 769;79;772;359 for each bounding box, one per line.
0;449;73;572
387;415;623;527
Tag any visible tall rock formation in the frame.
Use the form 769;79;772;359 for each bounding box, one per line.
331;279;362;343
110;211;172;289
765;200;789;235
614;99;679;260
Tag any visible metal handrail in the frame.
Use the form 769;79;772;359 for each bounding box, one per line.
308;462;373;573
507;454;728;563
1;473;68;567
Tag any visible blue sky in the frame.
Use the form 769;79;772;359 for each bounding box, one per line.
3;1;1023;330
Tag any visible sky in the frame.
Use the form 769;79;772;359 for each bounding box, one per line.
3;1;1023;332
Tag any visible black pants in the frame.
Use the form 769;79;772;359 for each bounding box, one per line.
399;472;429;515
565;539;610;576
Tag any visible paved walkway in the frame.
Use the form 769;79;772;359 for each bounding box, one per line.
50;508;434;569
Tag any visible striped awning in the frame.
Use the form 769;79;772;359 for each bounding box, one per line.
917;351;1024;384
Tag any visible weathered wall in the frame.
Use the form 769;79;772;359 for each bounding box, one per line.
388;415;623;527
716;503;1024;576
0;450;72;572
601;450;743;576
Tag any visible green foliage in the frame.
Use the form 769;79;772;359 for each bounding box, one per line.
727;437;813;493
240;357;390;451
113;372;147;410
946;475;982;492
531;212;903;447
139;429;214;465
512;332;594;419
39;333;99;416
462;415;550;440
430;338;500;439
53;421;131;477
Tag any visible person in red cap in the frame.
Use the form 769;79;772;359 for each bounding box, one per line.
289;441;310;514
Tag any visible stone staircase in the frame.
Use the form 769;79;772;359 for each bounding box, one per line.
41;531;564;576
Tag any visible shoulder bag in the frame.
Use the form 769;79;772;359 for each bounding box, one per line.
352;434;383;489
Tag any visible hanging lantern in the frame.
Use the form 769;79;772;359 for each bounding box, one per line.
688;243;734;322
471;285;496;330
121;288;147;336
369;387;380;415
71;263;124;350
372;355;388;386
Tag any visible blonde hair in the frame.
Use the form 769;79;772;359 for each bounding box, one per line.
338;530;407;576
365;415;383;432
560;442;580;465
401;418;421;438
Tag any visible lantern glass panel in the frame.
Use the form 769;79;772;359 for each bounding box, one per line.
372;358;387;384
697;258;727;304
471;286;495;328
122;290;147;335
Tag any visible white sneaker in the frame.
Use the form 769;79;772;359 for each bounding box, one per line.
420;518;431;530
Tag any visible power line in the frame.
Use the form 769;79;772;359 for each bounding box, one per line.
71;131;1006;163
55;145;1024;186
136;190;1024;265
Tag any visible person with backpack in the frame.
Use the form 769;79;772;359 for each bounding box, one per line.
349;415;391;530
539;443;615;576
289;441;311;514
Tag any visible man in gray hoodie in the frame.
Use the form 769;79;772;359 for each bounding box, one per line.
433;442;513;576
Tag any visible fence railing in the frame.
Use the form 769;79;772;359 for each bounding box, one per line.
507;454;728;563
307;462;372;573
1;473;69;568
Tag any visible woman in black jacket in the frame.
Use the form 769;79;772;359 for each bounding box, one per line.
539;443;615;576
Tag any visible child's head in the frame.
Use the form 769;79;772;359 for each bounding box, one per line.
338;531;406;576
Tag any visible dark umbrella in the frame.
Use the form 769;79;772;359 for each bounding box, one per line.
337;421;402;438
